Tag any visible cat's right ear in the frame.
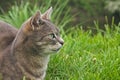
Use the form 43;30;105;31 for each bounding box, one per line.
30;11;44;30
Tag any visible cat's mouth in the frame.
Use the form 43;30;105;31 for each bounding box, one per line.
36;41;63;54
51;47;61;52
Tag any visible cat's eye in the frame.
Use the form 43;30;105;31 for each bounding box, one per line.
50;33;56;39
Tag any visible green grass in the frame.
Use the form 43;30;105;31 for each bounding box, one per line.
46;25;120;80
0;1;120;80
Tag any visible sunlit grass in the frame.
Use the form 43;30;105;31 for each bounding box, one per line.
46;25;120;80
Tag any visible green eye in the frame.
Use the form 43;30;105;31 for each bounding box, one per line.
50;33;55;39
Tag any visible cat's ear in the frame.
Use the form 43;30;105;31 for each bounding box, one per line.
30;11;44;30
42;7;53;19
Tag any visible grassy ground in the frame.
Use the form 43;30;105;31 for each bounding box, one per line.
46;25;120;80
0;1;120;80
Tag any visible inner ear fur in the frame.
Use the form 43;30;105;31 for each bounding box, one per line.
23;7;53;32
30;11;45;30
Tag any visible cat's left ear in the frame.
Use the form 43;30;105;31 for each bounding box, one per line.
30;11;44;30
42;7;53;19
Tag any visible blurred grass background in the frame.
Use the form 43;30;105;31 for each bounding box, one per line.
0;0;120;80
0;0;120;28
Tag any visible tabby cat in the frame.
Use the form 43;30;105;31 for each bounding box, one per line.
0;7;64;80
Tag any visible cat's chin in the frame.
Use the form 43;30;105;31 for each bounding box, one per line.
47;50;60;54
51;47;61;52
39;49;60;56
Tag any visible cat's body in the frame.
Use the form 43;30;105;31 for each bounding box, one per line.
0;7;64;80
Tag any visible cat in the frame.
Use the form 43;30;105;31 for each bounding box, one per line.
0;7;64;80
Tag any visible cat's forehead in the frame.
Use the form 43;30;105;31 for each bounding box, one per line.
42;19;59;33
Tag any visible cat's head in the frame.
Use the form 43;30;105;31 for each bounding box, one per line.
22;7;64;55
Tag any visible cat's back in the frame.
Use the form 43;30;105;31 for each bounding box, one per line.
0;21;18;51
0;20;17;34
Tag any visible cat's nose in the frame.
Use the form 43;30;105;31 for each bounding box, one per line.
60;40;64;45
59;38;64;45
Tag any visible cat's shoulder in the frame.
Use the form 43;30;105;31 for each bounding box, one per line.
0;20;18;51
